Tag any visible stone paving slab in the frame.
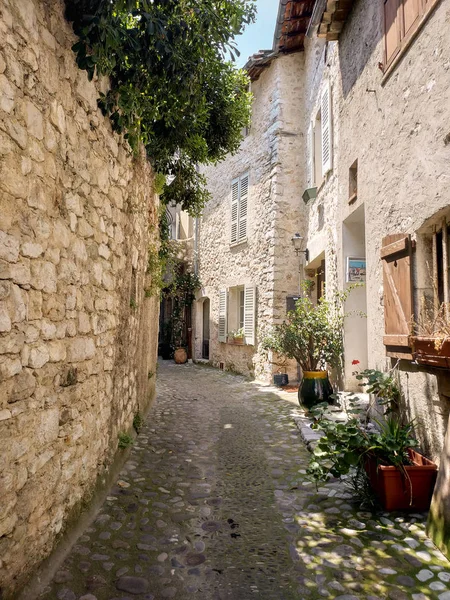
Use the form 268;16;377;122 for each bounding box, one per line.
39;362;450;600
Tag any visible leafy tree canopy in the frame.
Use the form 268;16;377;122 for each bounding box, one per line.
64;0;255;215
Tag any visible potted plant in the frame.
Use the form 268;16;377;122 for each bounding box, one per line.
228;328;245;345
162;260;200;364
411;300;450;368
307;392;437;511
263;285;351;410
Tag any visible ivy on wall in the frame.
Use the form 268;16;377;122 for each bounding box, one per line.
64;0;255;216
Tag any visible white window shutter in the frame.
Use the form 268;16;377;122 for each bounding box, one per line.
307;122;315;187
321;80;332;176
218;289;228;343
238;174;248;241
243;284;256;346
231;179;239;244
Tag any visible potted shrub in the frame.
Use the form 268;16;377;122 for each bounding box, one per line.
162;261;200;364
228;328;245;345
307;392;437;511
263;285;351;410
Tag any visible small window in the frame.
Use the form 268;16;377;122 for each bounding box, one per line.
349;160;358;203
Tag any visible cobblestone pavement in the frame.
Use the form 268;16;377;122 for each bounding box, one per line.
40;362;450;600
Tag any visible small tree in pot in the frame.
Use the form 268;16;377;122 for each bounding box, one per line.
263;285;351;410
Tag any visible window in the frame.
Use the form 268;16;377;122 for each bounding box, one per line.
308;80;333;189
231;173;249;245
384;0;438;70
218;285;256;345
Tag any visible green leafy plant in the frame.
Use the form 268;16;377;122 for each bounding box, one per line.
356;368;401;412
130;298;137;309
262;284;354;371
147;370;154;379
162;260;201;347
307;397;419;489
133;413;143;433
63;0;255;216
118;432;134;449
229;327;244;339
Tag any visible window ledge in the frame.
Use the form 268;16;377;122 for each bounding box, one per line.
230;238;248;249
382;0;442;85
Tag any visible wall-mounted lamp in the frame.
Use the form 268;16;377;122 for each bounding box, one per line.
291;233;309;262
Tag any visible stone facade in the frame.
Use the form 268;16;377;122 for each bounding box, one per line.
195;53;305;381
303;0;450;460
0;0;159;595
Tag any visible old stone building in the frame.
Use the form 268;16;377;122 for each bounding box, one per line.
0;0;159;595
196;0;450;555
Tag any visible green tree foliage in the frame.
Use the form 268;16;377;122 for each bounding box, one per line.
64;0;255;215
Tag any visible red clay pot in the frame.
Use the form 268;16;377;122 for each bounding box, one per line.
365;449;437;511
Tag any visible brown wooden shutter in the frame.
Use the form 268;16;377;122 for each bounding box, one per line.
384;0;401;67
402;0;421;37
381;234;414;358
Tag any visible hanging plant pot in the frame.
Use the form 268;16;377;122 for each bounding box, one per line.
365;449;437;511
298;371;333;411
174;347;188;364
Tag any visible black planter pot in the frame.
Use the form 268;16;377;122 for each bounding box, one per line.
273;373;289;387
298;371;334;411
159;343;174;360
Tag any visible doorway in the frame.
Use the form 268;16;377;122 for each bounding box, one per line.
202;298;210;359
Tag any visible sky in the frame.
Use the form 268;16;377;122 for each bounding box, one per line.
234;0;280;67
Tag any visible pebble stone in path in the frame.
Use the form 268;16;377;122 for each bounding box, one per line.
39;361;450;599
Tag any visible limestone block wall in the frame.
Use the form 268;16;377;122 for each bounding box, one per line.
0;0;159;595
196;53;305;381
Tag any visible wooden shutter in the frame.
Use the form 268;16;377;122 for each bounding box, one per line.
218;289;228;343
307;122;315;187
231;178;239;244
321;81;332;176
402;0;421;36
384;0;401;67
243;285;256;346
381;234;414;357
238;174;248;242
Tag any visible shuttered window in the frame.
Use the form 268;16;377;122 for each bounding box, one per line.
243;285;256;346
218;285;256;346
384;0;439;70
230;173;249;245
307;122;315;187
381;234;414;357
321;81;332;176
218;289;228;343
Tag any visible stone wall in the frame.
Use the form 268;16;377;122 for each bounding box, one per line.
195;53;305;381
0;0;159;595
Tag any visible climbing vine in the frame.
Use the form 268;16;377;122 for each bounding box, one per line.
63;0;254;216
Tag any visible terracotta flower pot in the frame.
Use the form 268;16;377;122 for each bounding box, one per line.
411;336;450;369
228;337;244;345
174;347;188;364
365;449;437;511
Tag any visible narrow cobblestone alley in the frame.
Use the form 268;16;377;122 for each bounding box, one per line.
39;362;450;600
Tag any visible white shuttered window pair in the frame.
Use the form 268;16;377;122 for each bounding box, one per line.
218;285;256;346
230;173;249;245
308;80;333;187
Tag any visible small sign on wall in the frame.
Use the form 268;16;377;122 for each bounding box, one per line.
346;257;366;282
